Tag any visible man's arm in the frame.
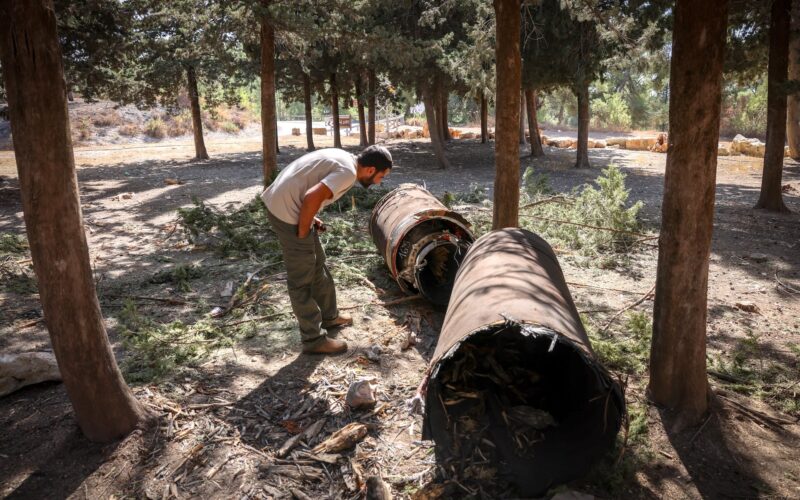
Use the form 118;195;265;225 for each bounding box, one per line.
297;182;333;238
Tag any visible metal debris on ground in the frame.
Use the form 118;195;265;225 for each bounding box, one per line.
369;184;474;305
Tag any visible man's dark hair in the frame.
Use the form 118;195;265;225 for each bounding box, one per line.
357;145;392;172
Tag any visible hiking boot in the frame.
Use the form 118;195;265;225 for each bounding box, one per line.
302;337;348;355
322;314;353;329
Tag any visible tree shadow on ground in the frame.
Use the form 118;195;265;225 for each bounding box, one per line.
0;383;134;499
659;394;800;499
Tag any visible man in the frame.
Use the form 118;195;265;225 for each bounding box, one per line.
261;146;392;354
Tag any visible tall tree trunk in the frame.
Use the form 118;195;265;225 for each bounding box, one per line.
355;75;368;147
186;66;209;160
0;0;151;443
649;0;729;431
574;82;590;169
789;0;800;160
480;92;489;144
526;88;544;157
303;72;315;152
519;90;527;145
260;2;278;184
492;0;521;229
439;83;451;141
756;0;791;212
368;69;377;145
330;72;342;149
422;87;451;169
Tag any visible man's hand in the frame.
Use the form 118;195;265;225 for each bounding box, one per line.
313;217;326;233
297;182;333;240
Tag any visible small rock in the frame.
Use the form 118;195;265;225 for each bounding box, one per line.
735;301;761;314
364;345;382;362
1;352;62;397
346;379;377;409
164;178;183;185
220;280;235;297
745;253;768;263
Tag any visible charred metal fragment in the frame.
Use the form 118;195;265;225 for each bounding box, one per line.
369;184;474;305
422;228;624;496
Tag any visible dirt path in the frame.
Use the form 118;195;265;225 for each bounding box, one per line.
1;137;799;499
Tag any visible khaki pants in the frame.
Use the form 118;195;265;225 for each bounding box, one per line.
267;210;338;348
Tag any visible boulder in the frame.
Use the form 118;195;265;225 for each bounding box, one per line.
460;132;476;140
606;137;627;147
0;352;61;397
592;139;607;148
291;128;301;136
551;138;574;148
718;145;731;156
312;127;327;136
625;137;658;151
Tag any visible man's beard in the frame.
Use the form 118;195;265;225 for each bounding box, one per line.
359;172;378;188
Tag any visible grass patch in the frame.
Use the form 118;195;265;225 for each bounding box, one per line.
709;334;800;415
440;183;488;208
144;118;167;139
0;233;37;294
582;401;653;497
92;110;123;127
587;311;653;375
118;124;140;137
117;300;252;382
177;197;280;258
0;233;28;255
149;263;203;292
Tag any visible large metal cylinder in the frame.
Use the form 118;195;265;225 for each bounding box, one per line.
422;228;624;496
369;184;474;305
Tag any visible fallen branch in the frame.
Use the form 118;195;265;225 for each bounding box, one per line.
599;283;656;334
775;271;800;295
105;294;189;306
221;310;290;328
523;214;652;238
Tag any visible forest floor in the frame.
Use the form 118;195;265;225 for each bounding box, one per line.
0;132;799;499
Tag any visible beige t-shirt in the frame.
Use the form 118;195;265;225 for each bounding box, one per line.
261;148;357;225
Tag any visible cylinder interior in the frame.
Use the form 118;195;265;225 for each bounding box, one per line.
415;240;464;305
425;323;622;496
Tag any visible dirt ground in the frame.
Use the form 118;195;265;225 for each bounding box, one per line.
1;131;799;499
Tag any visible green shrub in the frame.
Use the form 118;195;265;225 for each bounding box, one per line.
520;165;644;256
144;118;166;139
221;121;239;134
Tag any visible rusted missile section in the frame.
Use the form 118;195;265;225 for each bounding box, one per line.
422;228;624;496
369;184;474;305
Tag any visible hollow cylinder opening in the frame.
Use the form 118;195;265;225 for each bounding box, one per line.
415;240;464;305
425;323;622;496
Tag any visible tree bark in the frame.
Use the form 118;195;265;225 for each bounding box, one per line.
574;82;590;168
649;0;729;431
789;0;800;160
480;92;489;144
260;1;278;184
492;0;521;229
0;0;151;443
303;72;315;152
519;90;527;145
439;83;451;141
355;75;368;147
368;69;377;145
330;72;342;149
422;87;451;169
755;0;791;212
526;88;544;157
186;66;209;160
